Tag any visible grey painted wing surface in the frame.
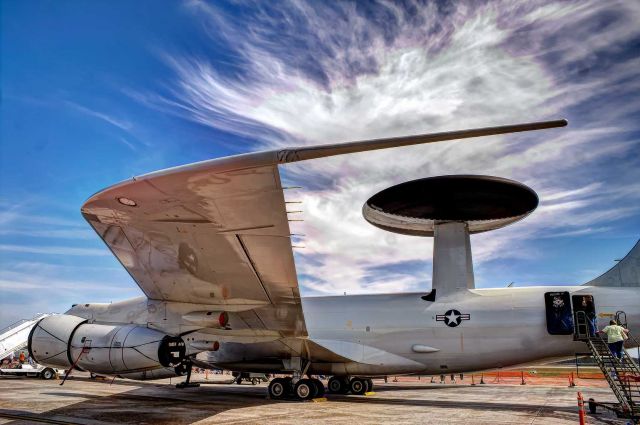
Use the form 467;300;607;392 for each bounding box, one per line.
82;158;306;337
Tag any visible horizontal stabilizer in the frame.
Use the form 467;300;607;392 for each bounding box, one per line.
584;240;640;287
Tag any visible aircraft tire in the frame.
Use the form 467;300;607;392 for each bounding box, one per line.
294;378;315;400
311;378;325;397
349;377;367;395
365;378;373;392
283;377;294;394
328;376;348;393
268;378;287;400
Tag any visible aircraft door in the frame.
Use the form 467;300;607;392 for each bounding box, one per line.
572;295;596;338
544;292;573;335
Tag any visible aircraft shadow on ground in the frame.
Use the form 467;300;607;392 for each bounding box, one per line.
0;382;621;425
1;384;275;425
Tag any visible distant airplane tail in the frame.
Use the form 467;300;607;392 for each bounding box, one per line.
584;240;640;287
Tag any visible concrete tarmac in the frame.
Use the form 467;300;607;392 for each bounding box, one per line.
0;374;629;424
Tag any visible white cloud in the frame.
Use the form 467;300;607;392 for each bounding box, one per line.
0;244;109;256
0;228;94;239
0;269;142;327
64;100;132;131
142;1;640;294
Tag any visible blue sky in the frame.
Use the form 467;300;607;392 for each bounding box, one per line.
1;1;639;327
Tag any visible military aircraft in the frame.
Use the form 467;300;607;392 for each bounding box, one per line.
28;119;640;401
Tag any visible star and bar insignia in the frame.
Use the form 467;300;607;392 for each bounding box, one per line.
436;309;471;327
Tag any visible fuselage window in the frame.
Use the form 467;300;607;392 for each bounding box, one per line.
544;291;573;335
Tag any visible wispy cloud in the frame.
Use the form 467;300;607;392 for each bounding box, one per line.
0;228;94;239
64;100;132;131
0;204;92;240
118;137;137;151
0;244;109;256
132;1;640;294
0;207;84;228
0;268;142;327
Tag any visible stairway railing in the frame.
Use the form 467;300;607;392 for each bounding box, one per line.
0;313;48;337
581;311;639;419
587;335;634;413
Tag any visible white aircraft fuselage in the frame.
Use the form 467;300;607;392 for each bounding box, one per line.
301;286;639;375
65;284;639;377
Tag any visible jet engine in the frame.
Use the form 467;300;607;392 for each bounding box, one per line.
28;314;186;375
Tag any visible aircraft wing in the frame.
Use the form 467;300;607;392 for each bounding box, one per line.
81;119;566;338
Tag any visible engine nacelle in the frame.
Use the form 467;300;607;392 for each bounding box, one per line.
28;314;186;374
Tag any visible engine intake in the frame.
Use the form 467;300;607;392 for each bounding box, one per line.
28;314;186;374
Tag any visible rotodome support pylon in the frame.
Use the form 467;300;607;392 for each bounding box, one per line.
363;175;539;296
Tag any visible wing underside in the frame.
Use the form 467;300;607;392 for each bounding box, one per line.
82;163;306;337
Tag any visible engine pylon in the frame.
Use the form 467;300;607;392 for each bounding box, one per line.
363;175;538;296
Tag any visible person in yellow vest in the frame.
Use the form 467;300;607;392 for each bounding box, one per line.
18;352;26;364
599;320;629;359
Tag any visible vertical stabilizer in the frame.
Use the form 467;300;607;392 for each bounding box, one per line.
584;240;640;287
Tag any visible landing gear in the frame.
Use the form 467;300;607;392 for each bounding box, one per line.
349;377;367;395
294;379;316;400
268;378;288;400
327;376;373;395
311;378;325;397
328;376;350;394
365;378;374;392
268;377;324;400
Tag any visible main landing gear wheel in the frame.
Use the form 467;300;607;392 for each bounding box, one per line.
268;378;287;400
349;377;367;395
311;378;325;397
283;377;294;395
365;378;374;392
328;376;350;394
294;378;316;400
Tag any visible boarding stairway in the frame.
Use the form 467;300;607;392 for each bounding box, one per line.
575;311;640;421
0;313;51;361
